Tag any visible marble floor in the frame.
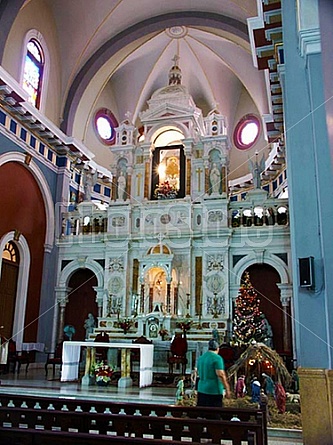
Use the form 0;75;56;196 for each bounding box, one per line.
0;365;303;445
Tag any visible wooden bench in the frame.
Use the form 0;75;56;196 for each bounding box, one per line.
0;393;267;445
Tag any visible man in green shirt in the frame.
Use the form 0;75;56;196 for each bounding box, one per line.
197;339;231;407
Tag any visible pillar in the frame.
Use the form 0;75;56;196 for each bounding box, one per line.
298;368;333;445
55;287;70;345
277;284;293;354
166;282;171;313
204;163;209;195
126;166;132;201
93;286;105;318
118;349;133;388
144;160;150;199
140;283;144;313
186;158;191;196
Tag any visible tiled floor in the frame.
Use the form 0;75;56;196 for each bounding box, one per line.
0;366;303;445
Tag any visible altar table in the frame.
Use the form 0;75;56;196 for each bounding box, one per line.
61;341;154;388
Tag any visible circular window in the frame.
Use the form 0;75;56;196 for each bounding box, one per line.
233;115;260;150
94;109;118;145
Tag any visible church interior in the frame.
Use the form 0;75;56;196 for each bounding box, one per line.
0;1;333;443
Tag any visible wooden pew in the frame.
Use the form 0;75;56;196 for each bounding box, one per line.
0;393;267;445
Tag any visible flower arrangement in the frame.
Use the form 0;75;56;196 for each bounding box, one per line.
176;319;193;333
154;180;178;200
159;327;169;340
117;318;134;334
93;361;113;385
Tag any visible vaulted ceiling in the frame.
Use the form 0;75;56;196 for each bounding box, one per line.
1;0;284;186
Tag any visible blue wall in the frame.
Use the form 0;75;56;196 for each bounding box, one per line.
282;0;333;368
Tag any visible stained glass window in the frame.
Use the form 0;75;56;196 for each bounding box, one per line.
23;39;44;108
233;115;260;150
94;109;118;145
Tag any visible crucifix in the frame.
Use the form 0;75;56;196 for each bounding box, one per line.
172;54;180;65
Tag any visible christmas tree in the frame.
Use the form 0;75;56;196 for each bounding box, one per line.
233;272;266;345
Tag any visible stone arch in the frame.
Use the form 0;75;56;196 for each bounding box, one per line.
231;252;292;354
232;252;290;287
147;122;188;143
57;258;104;289
140;263;172;284
53;259;104;345
0;231;30;347
0;153;55;250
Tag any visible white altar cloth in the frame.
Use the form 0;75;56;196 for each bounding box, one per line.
61;341;154;388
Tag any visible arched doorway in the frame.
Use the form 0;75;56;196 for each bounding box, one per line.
65;269;98;341
242;264;290;355
0;242;19;339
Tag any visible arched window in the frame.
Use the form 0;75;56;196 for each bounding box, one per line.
23;39;44;108
2;242;19;263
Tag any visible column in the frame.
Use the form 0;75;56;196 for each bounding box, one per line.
277;283;293;353
186;158;191;196
166;282;171;313
149;286;153;313
55;287;70;345
204;165;209;194
221;165;227;194
126;166;132;201
140;283;145;313
93;286;105;318
118;348;133;388
144;160;150;199
173;286;179;315
110;169;117;201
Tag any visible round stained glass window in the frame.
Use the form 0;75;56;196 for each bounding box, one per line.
97;116;112;140
233;115;260;150
94;109;118;145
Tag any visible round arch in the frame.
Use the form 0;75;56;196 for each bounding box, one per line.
0;231;30;347
20;29;51;113
57;258;104;289
147;123;188;143
232;252;290;287
0;153;55;250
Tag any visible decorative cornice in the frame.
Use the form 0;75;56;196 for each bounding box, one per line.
299;28;321;57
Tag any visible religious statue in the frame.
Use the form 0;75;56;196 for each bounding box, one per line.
117;172;127;200
83;170;97;201
235;375;246;398
209;163;221;194
84;313;96;339
176;376;185;402
261;315;273;348
248;153;265;189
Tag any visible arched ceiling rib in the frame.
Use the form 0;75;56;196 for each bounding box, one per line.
60;11;252;135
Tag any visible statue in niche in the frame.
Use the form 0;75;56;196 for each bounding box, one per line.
117;172;127;200
83;170;97;201
210;163;221;194
84;313;96;339
249;154;265;189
